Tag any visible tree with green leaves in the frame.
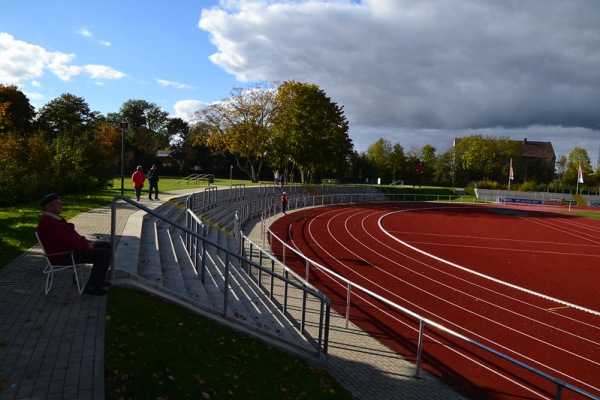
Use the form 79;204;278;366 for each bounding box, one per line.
366;138;393;182
0;84;35;135
113;100;170;136
555;154;567;182
433;147;456;186
0;132;51;205
419;144;437;184
108;100;174;171
565;147;592;189
270;81;352;183
452;134;521;185
34;93;112;192
193;83;277;182
35;93;100;142
390;143;406;184
365;138;407;184
346;150;374;184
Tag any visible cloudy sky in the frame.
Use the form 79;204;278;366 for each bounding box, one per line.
1;0;599;160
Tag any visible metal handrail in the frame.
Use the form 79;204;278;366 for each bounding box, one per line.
185;209;331;357
175;174;215;185
239;233;331;356
109;194;331;357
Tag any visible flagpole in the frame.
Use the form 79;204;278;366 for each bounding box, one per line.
577;163;583;195
508;158;513;191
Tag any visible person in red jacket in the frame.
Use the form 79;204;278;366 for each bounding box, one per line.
280;191;288;214
131;165;146;201
36;193;111;295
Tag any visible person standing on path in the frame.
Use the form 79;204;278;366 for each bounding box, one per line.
275;170;281;186
131;165;146;201
280;191;288;214
36;193;112;295
147;164;160;200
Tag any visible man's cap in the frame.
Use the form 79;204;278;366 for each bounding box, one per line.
40;193;60;206
282;191;286;194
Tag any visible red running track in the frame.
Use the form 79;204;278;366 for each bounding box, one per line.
269;202;600;400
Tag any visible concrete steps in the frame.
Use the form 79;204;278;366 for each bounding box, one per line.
119;187;315;354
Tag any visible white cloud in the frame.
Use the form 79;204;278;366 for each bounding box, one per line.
173;99;208;121
75;27;111;47
199;0;600;156
84;65;125;79
0;33;125;83
156;79;194;90
76;28;93;37
0;33;53;83
23;90;44;100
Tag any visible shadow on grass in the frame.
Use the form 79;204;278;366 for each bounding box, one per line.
105;287;356;400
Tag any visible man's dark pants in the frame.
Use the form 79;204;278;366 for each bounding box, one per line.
71;241;112;287
148;181;159;199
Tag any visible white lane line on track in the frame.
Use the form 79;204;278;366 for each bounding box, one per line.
389;230;600;249
515;213;600;245
378;208;600;317
397;240;600;258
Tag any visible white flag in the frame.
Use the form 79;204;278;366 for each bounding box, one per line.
578;164;584;184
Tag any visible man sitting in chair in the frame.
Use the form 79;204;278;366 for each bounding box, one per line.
36;193;112;295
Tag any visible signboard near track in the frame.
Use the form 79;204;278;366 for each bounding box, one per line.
499;197;567;206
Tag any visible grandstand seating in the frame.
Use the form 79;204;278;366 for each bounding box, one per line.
113;185;320;356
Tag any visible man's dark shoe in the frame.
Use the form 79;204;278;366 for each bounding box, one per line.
101;281;111;287
85;286;108;295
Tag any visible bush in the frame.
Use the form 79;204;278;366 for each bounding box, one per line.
471;180;503;190
519;180;546;192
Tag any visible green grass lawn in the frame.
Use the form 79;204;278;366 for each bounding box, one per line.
105;287;355;400
0;176;247;268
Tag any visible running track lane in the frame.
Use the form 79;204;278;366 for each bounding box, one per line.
269;203;600;400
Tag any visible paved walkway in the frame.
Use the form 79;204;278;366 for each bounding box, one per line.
0;189;466;400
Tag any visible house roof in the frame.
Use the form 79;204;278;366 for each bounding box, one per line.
522;138;555;159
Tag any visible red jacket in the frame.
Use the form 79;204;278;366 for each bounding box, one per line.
36;213;90;264
131;170;146;188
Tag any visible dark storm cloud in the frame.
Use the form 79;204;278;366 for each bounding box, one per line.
200;0;600;156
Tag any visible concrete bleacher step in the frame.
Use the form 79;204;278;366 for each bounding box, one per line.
155;224;189;296
138;214;163;284
198;203;239;232
172;232;211;305
227;232;238;255
200;243;310;345
137;200;187;286
171;221;309;345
